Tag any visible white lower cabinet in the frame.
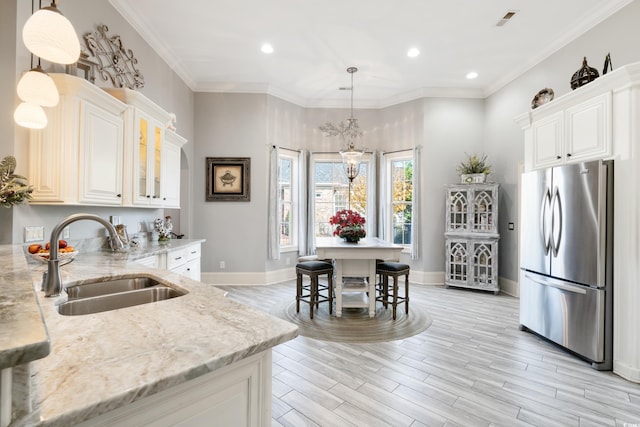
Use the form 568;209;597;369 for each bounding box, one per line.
76;350;272;427
133;243;201;281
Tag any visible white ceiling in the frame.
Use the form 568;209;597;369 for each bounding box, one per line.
110;0;631;108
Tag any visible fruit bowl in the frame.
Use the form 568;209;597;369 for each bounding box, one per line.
30;250;78;264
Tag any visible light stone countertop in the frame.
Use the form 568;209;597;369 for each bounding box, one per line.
0;246;50;369
1;241;298;427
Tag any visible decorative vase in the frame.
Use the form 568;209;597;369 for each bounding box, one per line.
158;234;170;242
343;236;361;243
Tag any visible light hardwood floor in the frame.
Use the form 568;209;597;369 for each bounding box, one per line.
218;282;640;427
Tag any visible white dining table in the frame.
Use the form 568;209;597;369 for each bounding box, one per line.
315;237;404;317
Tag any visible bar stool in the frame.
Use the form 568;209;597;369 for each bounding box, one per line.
296;260;334;319
376;261;410;320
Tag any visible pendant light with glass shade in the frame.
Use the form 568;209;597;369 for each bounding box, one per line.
319;66;365;210
14;102;48;129
16;62;59;107
22;0;81;65
15;0;80;129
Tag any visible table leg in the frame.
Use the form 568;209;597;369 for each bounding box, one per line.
335;259;343;317
368;260;376;317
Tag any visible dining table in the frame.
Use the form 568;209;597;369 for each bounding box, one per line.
315;237;404;317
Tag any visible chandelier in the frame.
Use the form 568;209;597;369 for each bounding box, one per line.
319;66;365;183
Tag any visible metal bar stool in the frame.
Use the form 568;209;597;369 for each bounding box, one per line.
296;260;334;319
376;261;410;320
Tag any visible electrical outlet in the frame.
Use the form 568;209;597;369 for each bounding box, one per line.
285;258;290;265
62;226;70;239
24;226;44;243
220;261;225;269
508;222;515;231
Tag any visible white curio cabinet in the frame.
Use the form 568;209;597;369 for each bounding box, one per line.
445;183;500;294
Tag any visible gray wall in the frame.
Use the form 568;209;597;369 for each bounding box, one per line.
193;93;269;273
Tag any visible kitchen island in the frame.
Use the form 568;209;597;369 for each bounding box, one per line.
0;242;297;426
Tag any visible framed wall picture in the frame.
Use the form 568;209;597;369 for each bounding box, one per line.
206;157;251;201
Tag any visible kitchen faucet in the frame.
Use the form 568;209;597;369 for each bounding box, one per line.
42;213;125;297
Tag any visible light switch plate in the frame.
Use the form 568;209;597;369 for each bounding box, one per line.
24;226;44;243
62;227;70;239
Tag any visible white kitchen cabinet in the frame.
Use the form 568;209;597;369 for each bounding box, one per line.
76;350;272;427
521;92;612;171
444;183;500;294
184;244;202;281
134;243;201;281
531;111;564;169
105;88;186;208
28;74;127;205
162;131;186;208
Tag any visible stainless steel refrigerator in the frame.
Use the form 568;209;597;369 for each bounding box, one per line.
519;159;613;370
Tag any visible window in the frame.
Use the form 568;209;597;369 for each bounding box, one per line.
312;155;369;238
386;153;413;245
278;154;298;249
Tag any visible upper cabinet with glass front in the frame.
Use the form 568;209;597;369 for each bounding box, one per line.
105;88;185;208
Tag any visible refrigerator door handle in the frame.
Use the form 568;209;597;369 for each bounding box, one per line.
551;187;562;257
524;272;587;294
541;189;552;255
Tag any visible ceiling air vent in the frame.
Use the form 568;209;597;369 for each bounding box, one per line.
496;10;518;27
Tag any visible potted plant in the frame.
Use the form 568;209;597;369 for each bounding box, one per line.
329;209;366;243
0;156;33;207
456;153;493;184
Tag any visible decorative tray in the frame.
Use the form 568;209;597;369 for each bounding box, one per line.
531;88;554;109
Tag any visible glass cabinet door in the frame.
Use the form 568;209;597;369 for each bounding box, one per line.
153;125;162;200
138;117;148;199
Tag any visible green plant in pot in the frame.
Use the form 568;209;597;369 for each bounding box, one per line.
0;156;33;207
456;153;493;184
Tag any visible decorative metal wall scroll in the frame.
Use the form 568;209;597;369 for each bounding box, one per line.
84;24;144;89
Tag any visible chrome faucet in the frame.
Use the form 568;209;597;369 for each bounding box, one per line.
43;213;125;297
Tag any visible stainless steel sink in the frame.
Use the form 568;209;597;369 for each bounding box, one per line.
58;276;187;316
65;276;168;299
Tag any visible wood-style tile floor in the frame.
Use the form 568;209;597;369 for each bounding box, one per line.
218;282;640;427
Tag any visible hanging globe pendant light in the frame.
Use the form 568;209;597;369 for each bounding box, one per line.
14;102;48;129
22;1;80;65
16;64;59;107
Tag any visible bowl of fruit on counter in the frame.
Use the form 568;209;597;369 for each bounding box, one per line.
28;240;78;264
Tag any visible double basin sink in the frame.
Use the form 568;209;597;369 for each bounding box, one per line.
58;276;187;316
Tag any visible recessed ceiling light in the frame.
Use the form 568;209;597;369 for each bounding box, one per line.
261;43;274;54
407;47;420;58
466;71;478;79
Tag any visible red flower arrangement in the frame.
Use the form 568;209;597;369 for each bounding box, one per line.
329;209;366;243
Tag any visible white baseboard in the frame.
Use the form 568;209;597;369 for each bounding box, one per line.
499;277;519;297
202;269;444;286
613;361;640;384
201;269;520;296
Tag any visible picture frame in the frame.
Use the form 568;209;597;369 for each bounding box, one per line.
206;157;251;201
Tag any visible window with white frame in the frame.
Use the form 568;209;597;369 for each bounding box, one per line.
278;154;298;249
385;152;413;245
312;154;369;238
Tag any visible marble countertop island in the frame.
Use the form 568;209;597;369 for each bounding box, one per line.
0;241;297;426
